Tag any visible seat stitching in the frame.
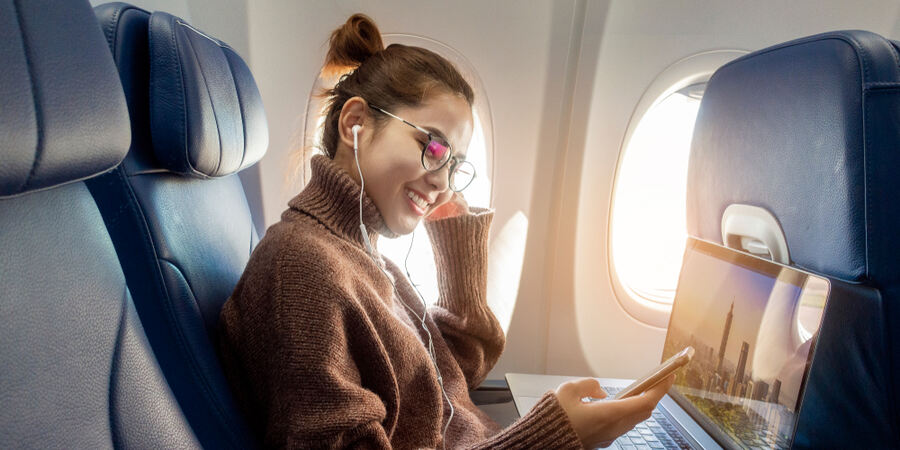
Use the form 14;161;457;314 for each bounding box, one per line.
121;169;244;445
151;14;192;178
156;257;245;445
119;168;171;304
865;87;900;439
861;71;870;281
12;0;44;194
102;5;121;51
172;19;191;178
719;36;870;93
179;21;226;177
223;48;248;172
106;283;130;448
883;37;900;68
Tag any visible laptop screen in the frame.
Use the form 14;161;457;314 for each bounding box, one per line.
661;238;829;450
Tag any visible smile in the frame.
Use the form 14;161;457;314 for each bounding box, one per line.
406;189;431;212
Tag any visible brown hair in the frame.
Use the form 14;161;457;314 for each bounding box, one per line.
319;14;475;159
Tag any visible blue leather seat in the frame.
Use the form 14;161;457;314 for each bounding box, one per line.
88;3;266;447
687;30;900;446
0;0;198;447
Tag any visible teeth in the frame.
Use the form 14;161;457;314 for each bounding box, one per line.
407;190;429;209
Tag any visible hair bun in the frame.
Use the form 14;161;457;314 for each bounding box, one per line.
322;14;384;78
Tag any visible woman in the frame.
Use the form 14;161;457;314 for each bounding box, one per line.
217;14;673;449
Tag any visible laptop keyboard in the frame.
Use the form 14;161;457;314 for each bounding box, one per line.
601;386;692;450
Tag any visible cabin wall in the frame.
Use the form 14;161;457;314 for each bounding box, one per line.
90;0;900;380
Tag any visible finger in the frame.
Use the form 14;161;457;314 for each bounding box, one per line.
557;378;602;400
576;378;608;401
581;400;648;440
593;377;672;419
589;382;608;400
613;375;675;425
426;197;463;221
640;374;675;404
452;193;469;213
573;378;605;398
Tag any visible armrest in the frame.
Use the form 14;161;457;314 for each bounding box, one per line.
470;379;518;427
469;379;513;405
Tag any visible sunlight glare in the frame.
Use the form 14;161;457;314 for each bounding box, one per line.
611;91;702;306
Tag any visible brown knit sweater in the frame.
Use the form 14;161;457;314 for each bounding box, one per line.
217;155;582;449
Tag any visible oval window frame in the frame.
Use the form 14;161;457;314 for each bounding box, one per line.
608;49;748;328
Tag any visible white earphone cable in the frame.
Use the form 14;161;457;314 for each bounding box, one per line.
405;231;455;444
353;126;453;448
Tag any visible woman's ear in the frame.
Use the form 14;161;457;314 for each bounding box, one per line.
338;97;369;151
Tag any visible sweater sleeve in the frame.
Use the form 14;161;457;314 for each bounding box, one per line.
423;208;506;390
263;255;396;449
470;391;583;449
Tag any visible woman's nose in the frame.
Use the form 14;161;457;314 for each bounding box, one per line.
424;165;451;192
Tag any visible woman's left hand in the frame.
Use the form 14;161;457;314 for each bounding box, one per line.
426;192;469;221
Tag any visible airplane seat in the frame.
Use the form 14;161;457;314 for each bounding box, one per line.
687;30;900;447
0;0;199;447
87;3;265;447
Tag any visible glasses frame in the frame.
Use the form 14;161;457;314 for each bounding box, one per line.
368;104;475;192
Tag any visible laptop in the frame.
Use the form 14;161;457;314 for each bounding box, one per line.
507;237;831;449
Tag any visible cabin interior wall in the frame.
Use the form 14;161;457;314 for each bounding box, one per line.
90;0;900;381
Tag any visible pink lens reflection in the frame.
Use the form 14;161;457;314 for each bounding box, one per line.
426;140;448;160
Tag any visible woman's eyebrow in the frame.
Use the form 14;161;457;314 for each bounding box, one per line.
422;125;450;146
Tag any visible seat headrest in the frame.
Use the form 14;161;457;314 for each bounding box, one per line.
687;30;900;282
148;11;267;179
0;0;130;198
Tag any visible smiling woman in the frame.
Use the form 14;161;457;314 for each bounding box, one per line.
216;13;592;449
303;32;495;307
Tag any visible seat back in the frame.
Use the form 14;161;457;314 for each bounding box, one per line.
687;30;900;446
0;0;198;447
89;3;267;447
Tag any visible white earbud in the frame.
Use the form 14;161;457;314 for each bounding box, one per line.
351;124;373;254
352;124;361;152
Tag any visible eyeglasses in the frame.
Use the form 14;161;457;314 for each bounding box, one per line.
368;104;476;192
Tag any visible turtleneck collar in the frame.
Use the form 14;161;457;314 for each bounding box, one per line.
288;154;397;252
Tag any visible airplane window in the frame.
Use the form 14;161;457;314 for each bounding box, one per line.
304;34;493;306
610;83;704;309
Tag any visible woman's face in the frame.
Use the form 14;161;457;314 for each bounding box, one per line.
356;92;473;235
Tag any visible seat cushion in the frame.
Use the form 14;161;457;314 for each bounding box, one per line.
90;4;261;448
0;0;128;197
687;30;900;445
0;184;198;449
687;30;900;283
148;10;268;178
0;0;198;446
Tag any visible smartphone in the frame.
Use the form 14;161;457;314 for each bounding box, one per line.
613;346;694;400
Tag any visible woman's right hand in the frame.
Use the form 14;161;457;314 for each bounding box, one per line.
555;375;675;449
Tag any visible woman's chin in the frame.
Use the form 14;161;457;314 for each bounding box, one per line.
388;216;420;236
